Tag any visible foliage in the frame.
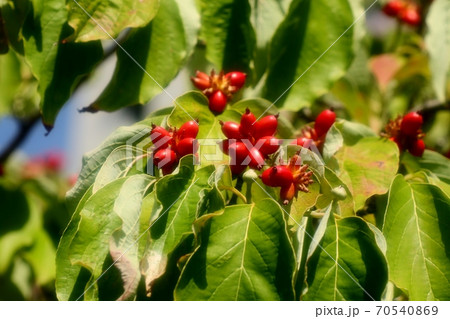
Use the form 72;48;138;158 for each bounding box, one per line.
1;0;449;301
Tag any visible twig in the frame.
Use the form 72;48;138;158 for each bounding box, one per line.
414;100;450;116
0;114;40;164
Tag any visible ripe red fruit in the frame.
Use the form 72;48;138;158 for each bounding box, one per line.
257;136;280;155
153;148;178;169
151;125;170;143
389;136;402;150
252;115;278;140
226;71;247;89
177;120;199;140
401;112;423;135
280;183;296;205
314;109;336;137
209;90;228;113
239;108;256;137
261;167;277;187
191;77;210;90
294;137;314;148
219;140;231;155
399;6;421;26
151;125;172;150
177;138;198;157
409;139;425;157
45;152;64;171
196;71;209;81
248;147;265;169
220;121;242;139
228;142;249;166
382;0;406;17
270;166;294;187
230;164;247;175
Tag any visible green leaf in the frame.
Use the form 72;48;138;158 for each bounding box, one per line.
383;175;450;301
66;124;152;212
302;215;388;301
92;0;199;111
425;0;450;102
322;125;344;163
249;0;291;78
0;50;21;115
22;229;56;285
335;137;399;211
262;0;354;110
141;158;219;297
69;175;153;301
0;186;38;274
175;199;295;300
316;167;354;217
67;0;160;42
1;0;30;54
402;150;450;184
199;0;254;71
93;145;156;193
168;91;219;139
56;186;94;301
335;119;377;146
22;0;103;127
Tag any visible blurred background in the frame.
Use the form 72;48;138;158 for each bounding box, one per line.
0;0;448;300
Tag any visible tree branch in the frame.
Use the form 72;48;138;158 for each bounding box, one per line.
0;114;40;164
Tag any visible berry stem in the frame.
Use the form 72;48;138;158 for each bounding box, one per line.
229;175;244;205
218;186;247;204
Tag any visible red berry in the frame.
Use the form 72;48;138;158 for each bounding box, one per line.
280;183;296;205
382;0;406;17
294;137;314;148
151;125;172;150
248;147;265;170
270;166;294;187
314;109;336;137
219;140;231;155
401;112;423;135
153;148;178;170
226;71;247;89
45;152;64;171
261;167;277;187
220;121;242;139
177;138;198;157
230;164;247;175
177;120;199;140
389;136;403;150
191;77;210;90
209;90;228;113
399;6;421;26
257;136;280;155
252;115;278;140
239;108;256;137
409;139;425;157
196;71;210;81
228;142;249;166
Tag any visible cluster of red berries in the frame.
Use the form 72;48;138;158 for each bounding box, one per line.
384;111;425;157
220;109;280;175
382;0;421;26
293;109;336;150
261;154;314;205
150;120;199;175
191;70;247;114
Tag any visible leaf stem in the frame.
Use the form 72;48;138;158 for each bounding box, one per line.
219;186;247;204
